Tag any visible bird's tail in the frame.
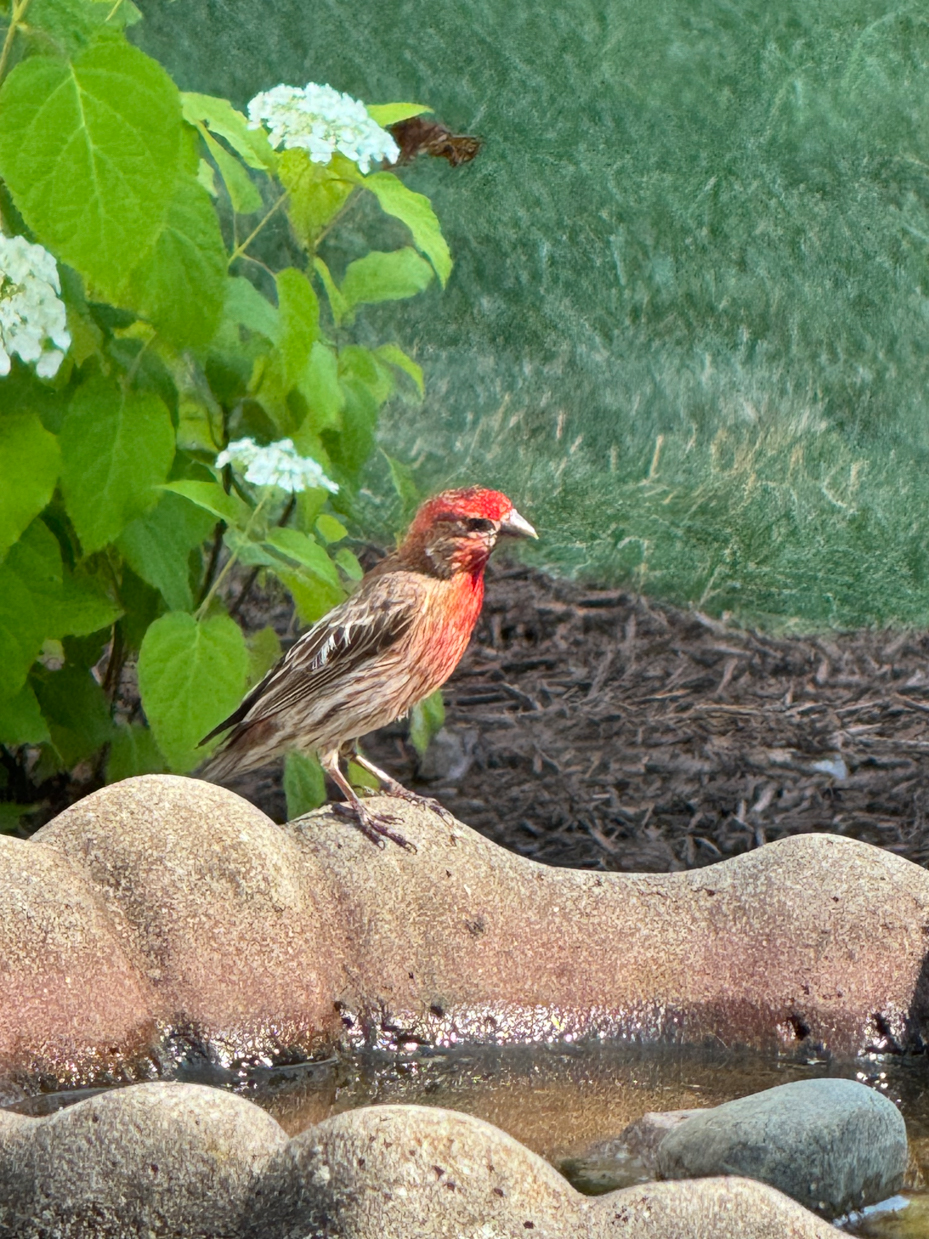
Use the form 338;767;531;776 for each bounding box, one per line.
196;718;280;784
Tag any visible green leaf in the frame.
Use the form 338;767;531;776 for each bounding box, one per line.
284;749;327;818
409;688;445;757
32;664;114;768
127;175;227;347
275;567;342;625
118;491;215;612
366;103;432;126
334;547;364;581
198;125;263;214
330;369;379;478
0;682;50;746
175;387;223;454
0;520;81;699
265;527;341;589
0;36;182;302
362;171;452;286
383;451;422;518
313;256;349;326
102;0;142;28
224;526;279;567
0;803;39;834
162;479;251;527
279;149;355;247
180;92;277;172
223;276;280;341
246;625;281;687
60;378;175;554
7;517;121;649
315;514;347;543
57;567;121;637
63;629;109;670
296;341;344;434
0;412;61;567
276;267;320;387
255;268;320;426
138;610;248;772
106;722;167;783
339;344;395;405
375;344;425;397
341;248;434;313
118;565;161;652
347;759;379;792
197;158;217;197
27;0;116;56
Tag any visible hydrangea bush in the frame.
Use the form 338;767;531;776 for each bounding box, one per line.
0;235;71;377
247;83;400;172
0;0;451;826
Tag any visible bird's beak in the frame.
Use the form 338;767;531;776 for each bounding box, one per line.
499;508;538;539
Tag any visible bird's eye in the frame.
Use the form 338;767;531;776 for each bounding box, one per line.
465;517;494;533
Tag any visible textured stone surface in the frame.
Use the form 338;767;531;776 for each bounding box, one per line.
656;1078;908;1216
0;773;926;1083
0;1082;287;1239
246;1101;838;1239
0;1083;847;1239
34;777;344;1064
302;804;929;1056
0;835;157;1085
617;1109;703;1173
249;1102;591;1237
599;1177;840;1238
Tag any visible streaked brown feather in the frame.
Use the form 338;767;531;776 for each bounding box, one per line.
200;569;428;747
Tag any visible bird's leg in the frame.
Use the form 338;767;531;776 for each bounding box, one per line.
321;750;415;851
352;751;455;825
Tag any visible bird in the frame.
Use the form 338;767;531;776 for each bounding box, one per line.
199;486;537;849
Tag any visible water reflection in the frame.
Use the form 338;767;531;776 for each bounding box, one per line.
7;1040;929;1205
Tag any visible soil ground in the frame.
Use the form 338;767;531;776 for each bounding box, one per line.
224;560;929;873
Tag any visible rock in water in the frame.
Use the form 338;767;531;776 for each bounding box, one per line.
655;1077;907;1216
0;1082;287;1239
247;1101;839;1239
0;1085;843;1238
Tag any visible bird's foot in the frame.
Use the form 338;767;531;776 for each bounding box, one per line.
378;779;456;825
332;800;417;852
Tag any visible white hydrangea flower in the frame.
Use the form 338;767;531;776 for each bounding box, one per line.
216;437;338;494
0;234;71;379
247;82;399;174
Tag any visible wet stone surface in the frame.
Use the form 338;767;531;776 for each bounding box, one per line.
6;1043;929;1217
0;1082;841;1238
655;1078;908;1216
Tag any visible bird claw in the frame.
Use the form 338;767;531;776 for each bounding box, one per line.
332;800;417;852
380;782;455;824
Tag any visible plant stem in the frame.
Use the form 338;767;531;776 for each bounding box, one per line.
197;522;225;607
313;188;361;248
0;0;32;84
194;489;272;621
229;493;295;618
102;623;125;702
124;332;155;388
227;191;289;269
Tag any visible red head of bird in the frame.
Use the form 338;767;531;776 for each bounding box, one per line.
399;486;537;579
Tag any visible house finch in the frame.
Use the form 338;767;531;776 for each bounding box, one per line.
199;487;537;849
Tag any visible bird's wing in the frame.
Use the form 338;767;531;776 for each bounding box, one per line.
199;570;428;744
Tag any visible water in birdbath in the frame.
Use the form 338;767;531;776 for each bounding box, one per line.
7;1039;928;1230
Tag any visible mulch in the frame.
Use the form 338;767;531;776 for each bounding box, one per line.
228;561;929;873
